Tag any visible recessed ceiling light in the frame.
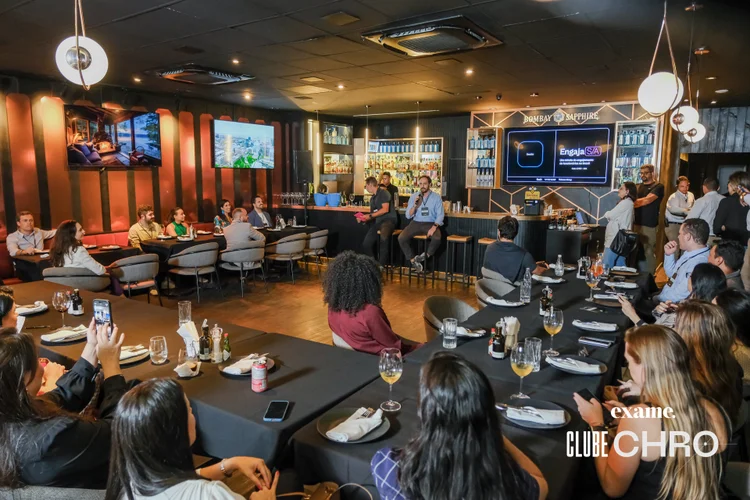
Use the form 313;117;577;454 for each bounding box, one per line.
300;76;324;83
706;76;717;80
475;95;482;100
133;77;141;83
710;100;717;104
530;92;539;97
321;11;360;26
716;89;729;94
601;100;606;102
337;84;345;89
232;58;240;64
465;68;474;75
562;102;567;105
694;46;710;55
243;93;251;100
526;105;530;108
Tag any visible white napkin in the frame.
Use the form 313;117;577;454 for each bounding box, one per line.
572;319;617;332
39;253;49;258
41;324;87;342
504;317;520;339
604;281;637;289
506;407;566;425
197;230;211;235
456;326;486;338
177;321;200;354
174;361;201;377
487;297;524;307
532;275;564;283
120;346;149;361
594;294;621;300
16;301;48;315
326;408;384;443
16;315;26;333
546;356;604;374
612;266;637;273
223;353;267;375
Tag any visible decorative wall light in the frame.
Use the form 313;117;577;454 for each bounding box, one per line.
55;0;108;89
681;1;706;143
683;122;706;143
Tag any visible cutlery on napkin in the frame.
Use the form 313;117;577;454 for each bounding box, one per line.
612;266;637;273
604;281;637;289
120;345;149;361
532;275;564;283
222;353;268;375
16;301;48;315
174;361;201;377
326;407;383;443
486;297;524;307
546;356;604;374
499;404;566;425
572;319;618;332
593;294;622;301
41;325;88;342
456;326;486;338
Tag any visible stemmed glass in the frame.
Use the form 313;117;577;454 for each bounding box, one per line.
542;307;563;358
349;193;355;206
585;269;599;302
379;348;403;412
510;343;533;399
52;291;71;328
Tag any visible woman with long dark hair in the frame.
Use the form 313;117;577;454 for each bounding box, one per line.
50;219;106;275
0;286;18;329
324;251;418;355
165;207;191;237
106;378;278;500
371;352;547;500
602;181;637;268
0;321;128;488
214;199;233;229
714;288;750;381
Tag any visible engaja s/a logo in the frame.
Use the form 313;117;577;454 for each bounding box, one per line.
559;146;602;157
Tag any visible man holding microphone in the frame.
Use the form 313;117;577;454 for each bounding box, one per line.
397;175;444;273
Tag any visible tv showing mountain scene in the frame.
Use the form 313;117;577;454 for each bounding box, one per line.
213;120;275;169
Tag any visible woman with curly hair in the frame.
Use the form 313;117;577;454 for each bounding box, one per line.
323;251;418;355
50;220;106;275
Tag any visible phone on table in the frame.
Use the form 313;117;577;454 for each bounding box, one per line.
92;299;113;338
263;400;290;422
579;336;615;348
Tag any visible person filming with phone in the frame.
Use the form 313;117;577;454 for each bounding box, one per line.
397;176;444;273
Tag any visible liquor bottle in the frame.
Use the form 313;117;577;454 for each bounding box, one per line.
222;332;231;361
647;129;654;145
624;130;631;145
490;135;496;149
539;285;553;316
520;269;532;304
490;327;506;359
618;130;624;145
331;127;338;144
199;325;211;361
470;136;476;149
69;289;84;316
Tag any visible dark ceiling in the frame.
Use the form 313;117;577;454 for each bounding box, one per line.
1;0;749;116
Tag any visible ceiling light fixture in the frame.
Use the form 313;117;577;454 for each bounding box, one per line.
337;84;345;89
637;0;683;116
683;122;706;143
715;89;729;93
705;76;717;80
232;58;240;64
530;92;539;97
710;100;717;104
465;68;474;75
55;0;108;89
133;77;141;83
680;1;705;143
562;102;567;105
694;46;710;55
475;95;482;100
243;93;251;100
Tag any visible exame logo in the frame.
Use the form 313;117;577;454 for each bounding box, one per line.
560;146;602;157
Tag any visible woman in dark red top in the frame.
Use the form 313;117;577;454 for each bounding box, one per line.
323;251;418;355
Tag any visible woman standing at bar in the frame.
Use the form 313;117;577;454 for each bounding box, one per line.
602;182;636;268
165;207;190;237
214;199;233;230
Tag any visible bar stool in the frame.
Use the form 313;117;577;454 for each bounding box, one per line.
376;228;403;281
409;234;437;286
475;237;495;279
445;235;473;288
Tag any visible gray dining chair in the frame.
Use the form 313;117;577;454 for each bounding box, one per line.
304;229;329;277
422;296;478;342
42;267;110;292
0;486;104;500
475;278;516;309
108;254;161;306
167;242;220;303
331;331;354;351
265;233;308;284
219;240;267;297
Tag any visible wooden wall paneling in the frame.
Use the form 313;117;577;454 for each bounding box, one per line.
734;107;747;153
218;116;234;207
108;171;130;231
6;94;41;219
134;170;154;214
78;171;103;234
156;109;176;223
126;170;137;226
717;107;729;154
99;170;110;231
0;93;13;237
725;107;738;153
199;114;214;222
236;117;252;208
708;108;721;154
270;121;281;202
39;97;73;227
253;119;266;202
178;111;198;221
30;97;51;229
744;107;750;153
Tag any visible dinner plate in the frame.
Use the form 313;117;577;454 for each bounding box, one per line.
487;300;525;307
40;332;86;346
157;235;173;240
610;269;639;277
83;244;97;249
593;298;622;309
213;233;225;237
292;225;306;228
196;230;212;235
547;355;607;376
573;322;618;334
267;228;281;232
500;398;571;430
177;237;192;241
120;350;150;366
218;357;276;377
101;245;121;250
317;407;391;444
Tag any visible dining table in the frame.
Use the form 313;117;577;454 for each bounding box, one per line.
11;246;139;282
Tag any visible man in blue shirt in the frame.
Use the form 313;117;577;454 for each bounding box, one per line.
658;218;710;303
398;176;444;273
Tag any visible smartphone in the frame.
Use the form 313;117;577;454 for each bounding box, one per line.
263;400;290;422
579;336;615;348
576;389;614;425
92;299;113;337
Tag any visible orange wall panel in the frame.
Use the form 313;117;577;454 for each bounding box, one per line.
41;97;73;225
79;171;103;233
157;109;176;222
108;170;129;231
200;114;215;220
6;94;40;217
134;170;154;212
218;116;234;204
179;111;197;222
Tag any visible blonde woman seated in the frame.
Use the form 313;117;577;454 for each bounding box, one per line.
50;220;106;275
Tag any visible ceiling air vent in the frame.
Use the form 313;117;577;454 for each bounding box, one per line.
148;64;254;86
362;15;501;57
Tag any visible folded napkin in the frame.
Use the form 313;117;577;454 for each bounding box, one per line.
120;346;149;361
326;408;384;443
504;316;520;339
177;321;200;357
612;266;637;273
546;356;604;374
456;326;486;338
16;315;25;333
604;281;637;289
532;275;564;284
41;324;87;342
39;253;49;258
506;406;566;425
594;294;621;301
16;301;48;316
222;353;267;375
487;297;524;307
196;230;211;235
174;361;201;377
572;319;617;332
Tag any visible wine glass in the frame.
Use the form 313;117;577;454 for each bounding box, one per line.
51;291;71;328
511;343;533;399
379;348;403;412
542;307;563;358
349;193;355;206
585;269;599;302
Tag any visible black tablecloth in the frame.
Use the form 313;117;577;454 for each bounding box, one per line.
11;247;139;282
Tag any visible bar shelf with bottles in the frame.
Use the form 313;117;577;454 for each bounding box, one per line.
323;153;353;175
323;123;353;146
364;137;443;197
613;120;659;186
465;127;499;188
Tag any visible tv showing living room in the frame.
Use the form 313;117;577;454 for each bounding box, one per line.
64;105;162;167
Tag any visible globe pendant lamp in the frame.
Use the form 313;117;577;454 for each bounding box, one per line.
683;122;706;144
55;0;107;90
670;105;699;132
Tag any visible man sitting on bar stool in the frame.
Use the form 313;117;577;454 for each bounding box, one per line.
360;176;397;267
484;216;547;283
398;175;444;273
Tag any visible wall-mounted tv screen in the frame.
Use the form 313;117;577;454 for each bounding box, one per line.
64;105;161;167
503;124;613;186
213;120;274;169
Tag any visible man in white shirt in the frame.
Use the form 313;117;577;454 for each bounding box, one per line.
687;177;724;246
224;208;265;250
664;176;695;259
6;211;56;256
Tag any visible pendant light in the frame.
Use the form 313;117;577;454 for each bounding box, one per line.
55;0;108;89
670;1;699;132
683;122;706;143
681;2;706;144
637;0;683;116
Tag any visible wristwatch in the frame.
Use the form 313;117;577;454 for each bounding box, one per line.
220;459;232;477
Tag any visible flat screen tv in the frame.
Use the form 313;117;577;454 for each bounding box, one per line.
503;124;614;186
213;120;274;169
64;105;161;167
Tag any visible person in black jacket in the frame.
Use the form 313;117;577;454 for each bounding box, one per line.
0;319;129;489
713;171;750;244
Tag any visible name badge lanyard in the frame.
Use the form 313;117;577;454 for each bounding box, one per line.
668;248;709;286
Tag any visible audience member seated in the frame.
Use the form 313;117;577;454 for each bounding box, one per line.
0;322;128;489
714;171;750;244
687;177;724;242
165;207;191;237
50;220;106;275
224;208;265;251
214;199;233;230
483;216;547;284
602;182;636;268
657;218;710;304
248;196;272;228
128;204;162;251
714;289;750;383
324;251;419;355
105;378;278;500
371;352;548;500
708;239;745;289
574;325;728;499
398;176;444;273
6;211;57;256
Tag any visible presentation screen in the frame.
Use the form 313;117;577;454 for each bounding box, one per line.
213;120;274;169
